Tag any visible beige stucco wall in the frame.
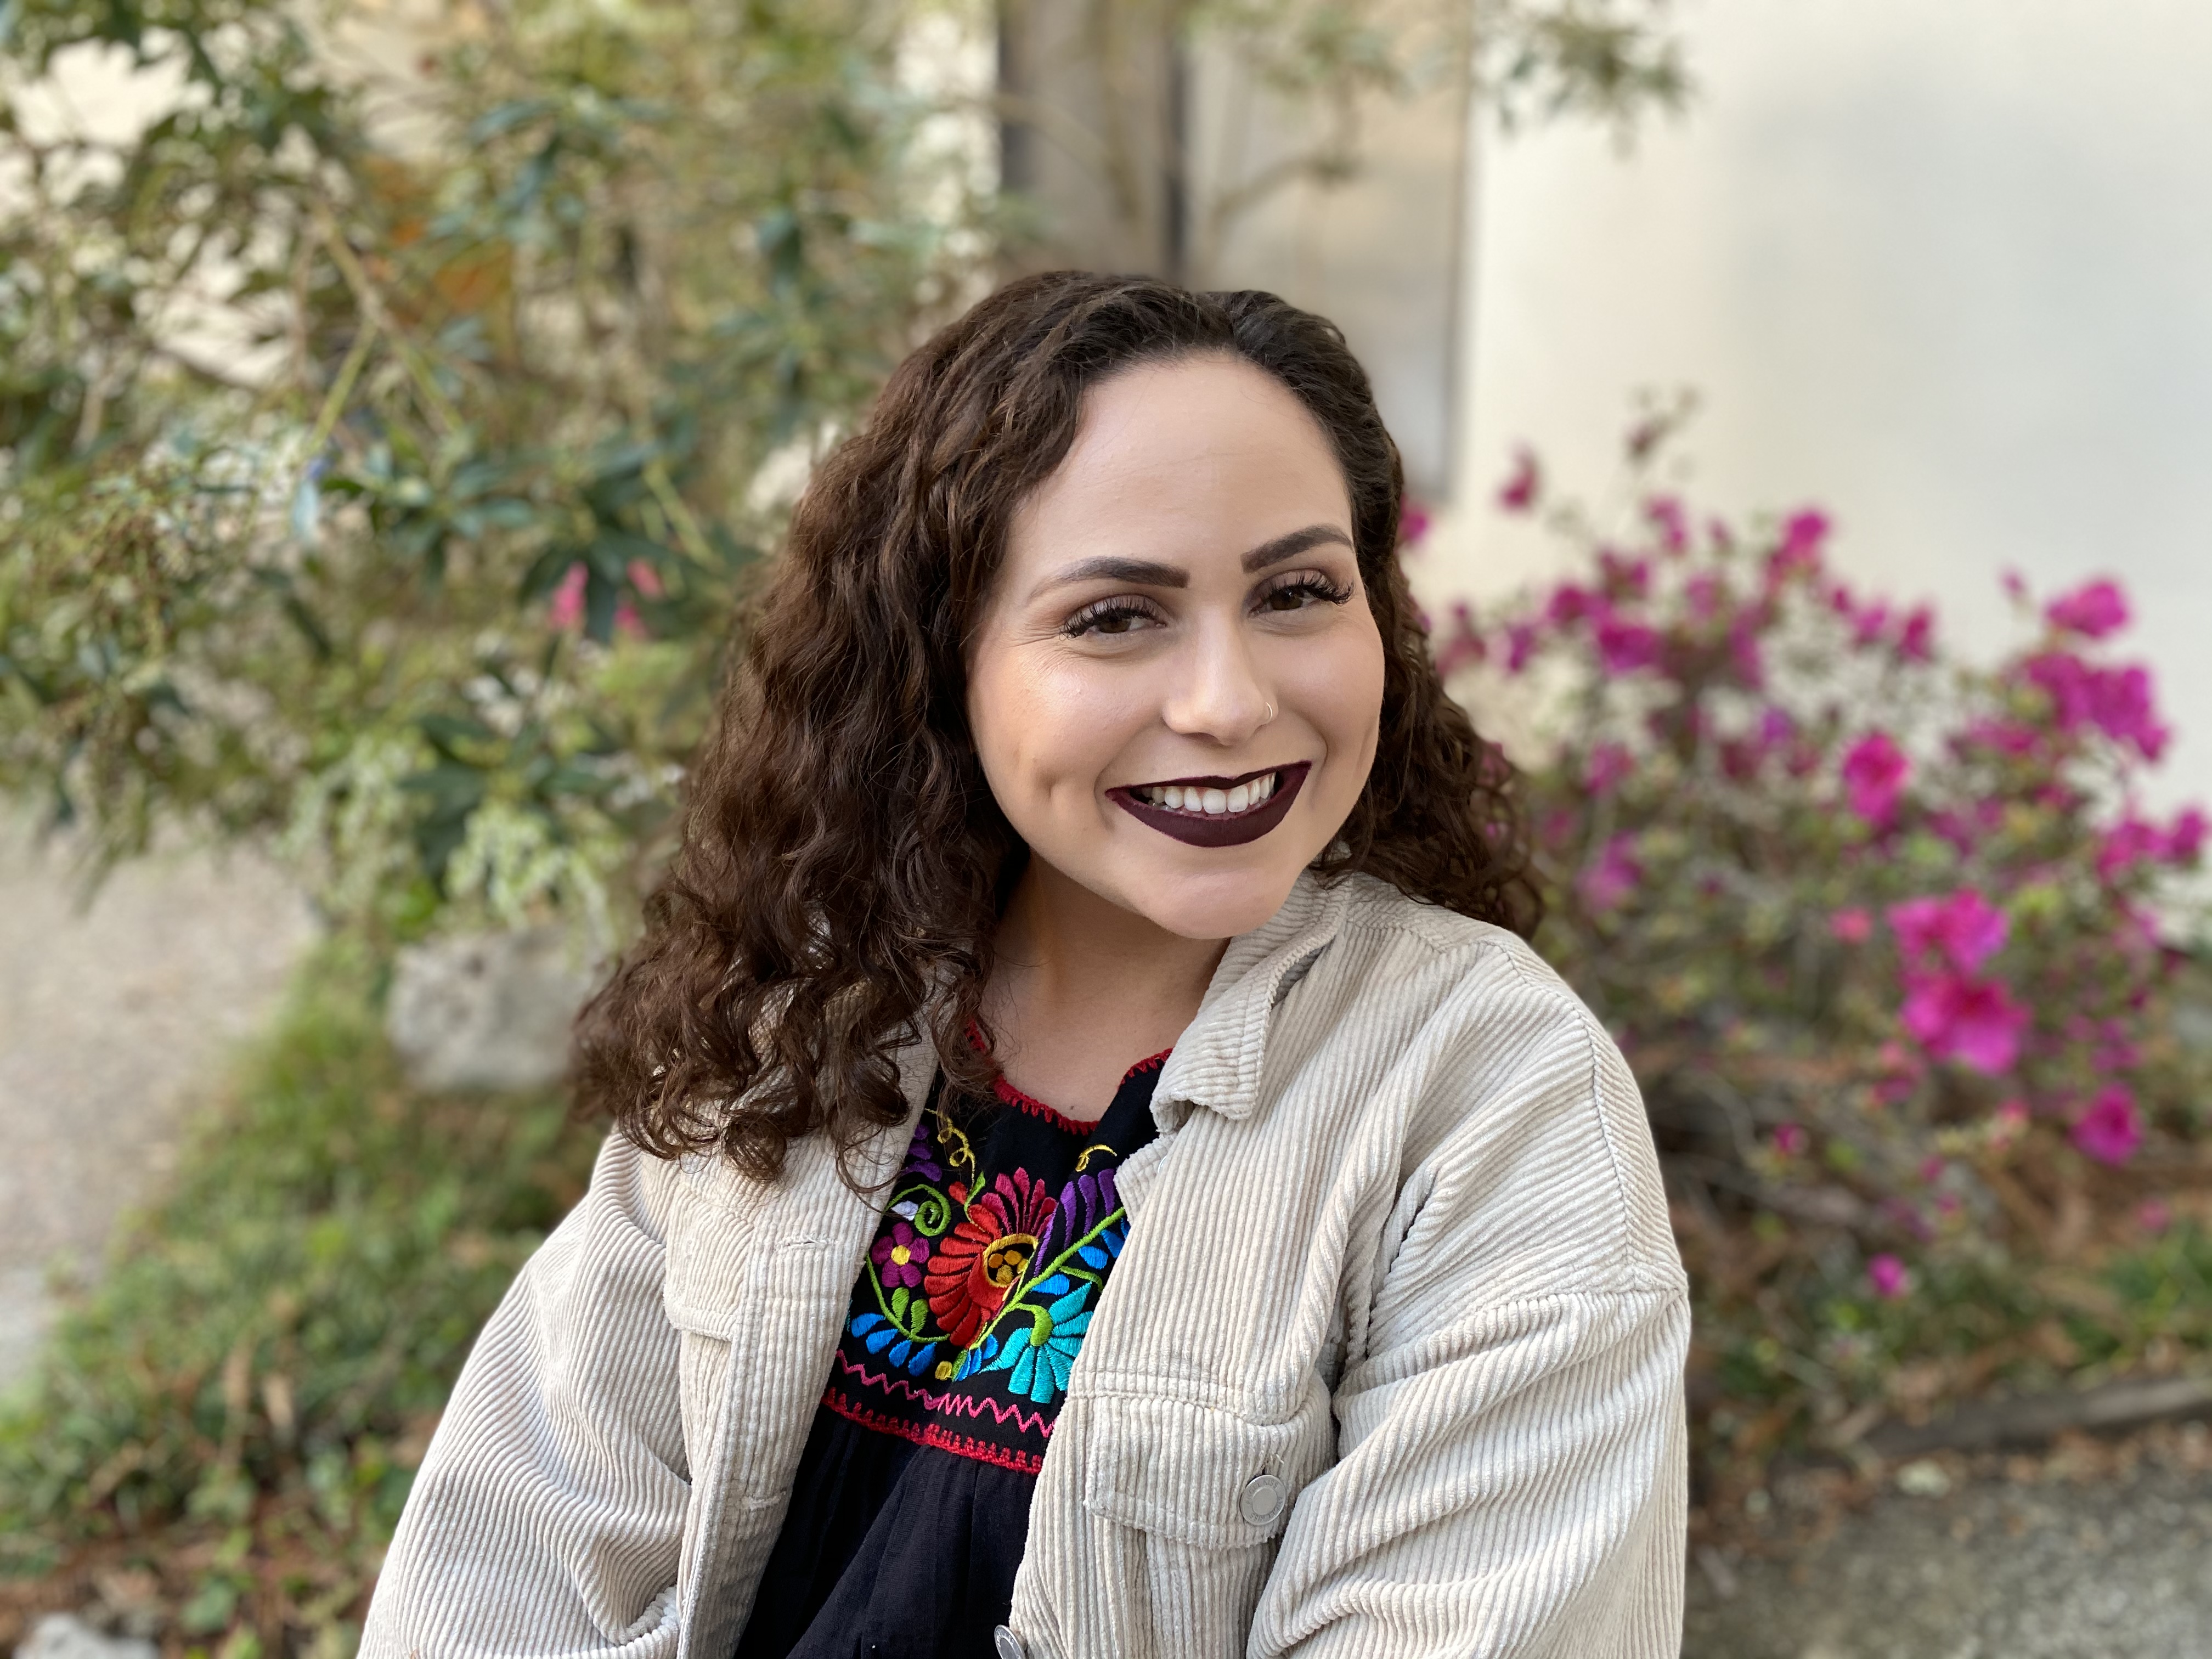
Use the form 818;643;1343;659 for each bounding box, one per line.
1418;0;2212;811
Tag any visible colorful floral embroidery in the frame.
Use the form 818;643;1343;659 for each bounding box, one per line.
822;1060;1161;1472
924;1167;1056;1346
870;1220;930;1289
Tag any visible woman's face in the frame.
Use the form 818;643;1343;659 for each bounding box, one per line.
966;353;1387;941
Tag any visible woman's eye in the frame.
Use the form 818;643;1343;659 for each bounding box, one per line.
1063;600;1161;638
1257;574;1353;614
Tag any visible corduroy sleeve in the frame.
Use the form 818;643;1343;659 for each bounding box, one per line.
361;1133;690;1659
1246;1003;1690;1659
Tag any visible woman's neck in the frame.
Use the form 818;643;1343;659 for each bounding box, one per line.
983;859;1228;1124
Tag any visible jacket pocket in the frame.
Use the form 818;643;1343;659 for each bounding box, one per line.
1080;1391;1331;1550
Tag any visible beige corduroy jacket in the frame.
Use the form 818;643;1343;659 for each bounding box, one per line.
363;871;1690;1659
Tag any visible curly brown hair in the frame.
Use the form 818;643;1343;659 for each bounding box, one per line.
572;270;1538;1180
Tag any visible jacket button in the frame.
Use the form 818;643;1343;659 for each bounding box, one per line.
991;1625;1028;1659
1238;1471;1289;1526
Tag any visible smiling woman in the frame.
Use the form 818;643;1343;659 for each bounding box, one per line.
361;274;1690;1659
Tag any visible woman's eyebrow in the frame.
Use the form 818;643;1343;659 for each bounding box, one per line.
1030;556;1188;598
1029;525;1352;600
1242;523;1354;572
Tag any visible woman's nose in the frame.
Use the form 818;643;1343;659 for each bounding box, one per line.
1159;624;1272;744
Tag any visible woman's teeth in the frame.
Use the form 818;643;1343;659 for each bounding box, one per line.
1134;772;1279;815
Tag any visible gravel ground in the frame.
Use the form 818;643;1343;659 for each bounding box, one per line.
0;811;317;1390
1685;1426;2212;1659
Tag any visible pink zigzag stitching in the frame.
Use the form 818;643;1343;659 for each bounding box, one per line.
830;1351;1055;1438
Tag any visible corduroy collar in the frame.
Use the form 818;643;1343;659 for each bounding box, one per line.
1149;868;1350;1126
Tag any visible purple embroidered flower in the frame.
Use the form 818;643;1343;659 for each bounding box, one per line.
900;1119;944;1182
871;1220;931;1289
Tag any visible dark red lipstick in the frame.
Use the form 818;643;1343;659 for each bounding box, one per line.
1105;761;1311;848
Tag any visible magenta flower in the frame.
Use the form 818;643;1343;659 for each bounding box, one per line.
2069;1086;2143;1166
2045;577;2129;639
547;562;588;629
1584;742;1634;795
1867;1254;1910;1300
2024;653;2170;759
1644;495;1689;553
1685;572;1723;619
1497;446;1541;514
1887;890;2008;974
1577;834;1641;913
1399;500;1432;547
1771;1123;1808;1158
2085;663;2168;758
1599;549;1654;598
870;1220;932;1289
1430;601;1483;679
1830;907;1873;944
1594;613;1662;674
1504;621;1541;674
1898;606;1935;663
1728;618;1766;687
1900;973;2028;1074
2097;816;2165;880
545;559;654;637
1960;717;2039;758
1849;599;1892;649
1546;583;1593;626
1841;732;1910;826
1768;509;1829;583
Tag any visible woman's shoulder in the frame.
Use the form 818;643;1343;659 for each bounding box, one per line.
1324;871;1594;1027
1297;874;1680;1291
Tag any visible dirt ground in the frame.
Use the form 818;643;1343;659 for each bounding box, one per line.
0;811;316;1392
1685;1424;2212;1659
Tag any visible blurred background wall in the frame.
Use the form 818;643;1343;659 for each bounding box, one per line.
1422;0;2212;811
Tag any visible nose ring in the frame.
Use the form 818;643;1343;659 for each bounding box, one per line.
1262;699;1278;725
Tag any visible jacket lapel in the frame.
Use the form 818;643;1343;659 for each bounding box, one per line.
673;1040;933;1657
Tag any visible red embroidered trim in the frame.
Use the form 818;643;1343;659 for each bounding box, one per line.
821;1387;1048;1475
1121;1047;1173;1081
828;1351;1055;1436
966;1018;1175;1136
990;1075;1101;1137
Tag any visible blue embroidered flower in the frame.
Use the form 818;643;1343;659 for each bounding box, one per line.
952;1334;1001;1382
848;1311;938;1376
986;1278;1094;1404
1071;1215;1128;1271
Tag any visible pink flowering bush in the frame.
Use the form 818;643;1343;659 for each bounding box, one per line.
1439;432;2212;1492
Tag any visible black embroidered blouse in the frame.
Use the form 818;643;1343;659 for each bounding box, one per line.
732;1052;1167;1659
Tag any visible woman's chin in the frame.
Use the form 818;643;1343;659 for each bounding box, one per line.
1120;866;1306;943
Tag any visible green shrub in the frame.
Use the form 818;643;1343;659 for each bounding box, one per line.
1441;425;2212;1500
0;946;600;1651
